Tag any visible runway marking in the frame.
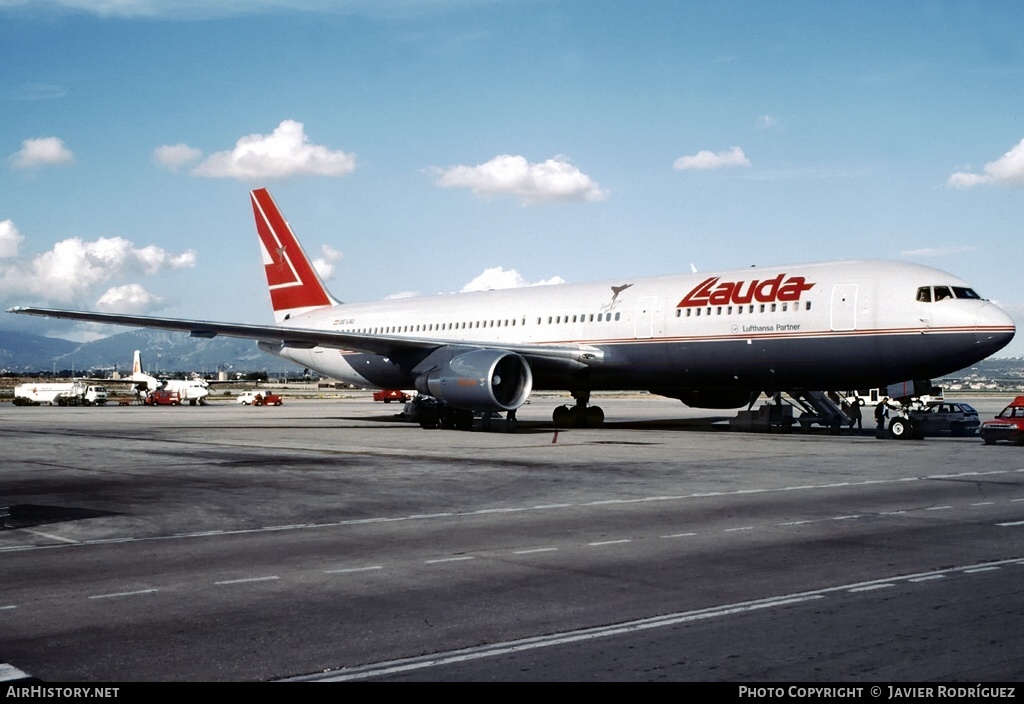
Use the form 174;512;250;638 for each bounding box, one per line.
964;566;1001;574
997;520;1024;527
284;553;1024;682
971;502;995;506
324;566;383;574
215;576;280;585
425;556;475;564
588;539;631;546
513;547;559;554
89;589;158;600
23;529;78;544
0;663;31;682
724;526;753;532
831;515;861;521
661;532;696;538
0;605;17;611
6;468;1024;555
285;593;825;682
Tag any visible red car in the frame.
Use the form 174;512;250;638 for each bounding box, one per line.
980;396;1024;445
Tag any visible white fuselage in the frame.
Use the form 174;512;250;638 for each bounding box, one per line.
264;259;1014;401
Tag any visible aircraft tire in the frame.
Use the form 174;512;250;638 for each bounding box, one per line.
585;406;605;428
888;417;910;440
552;405;572;428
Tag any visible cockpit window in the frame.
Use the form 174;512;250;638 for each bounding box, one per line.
917;285;985;302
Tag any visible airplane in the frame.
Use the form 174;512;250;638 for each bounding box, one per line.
125;349;211;405
8;188;1016;431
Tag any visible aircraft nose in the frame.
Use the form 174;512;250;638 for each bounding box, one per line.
975;301;1016;354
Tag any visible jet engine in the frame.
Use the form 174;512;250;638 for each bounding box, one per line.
416;349;533;412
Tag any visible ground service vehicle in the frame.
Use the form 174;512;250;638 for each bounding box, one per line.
13;383;108;406
979;396;1024;445
237;391;283;406
145;390;182;406
373;389;411;403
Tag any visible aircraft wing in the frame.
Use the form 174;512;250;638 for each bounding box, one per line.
6;306;603;374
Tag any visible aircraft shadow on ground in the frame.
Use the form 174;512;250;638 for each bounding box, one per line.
0;504;119;531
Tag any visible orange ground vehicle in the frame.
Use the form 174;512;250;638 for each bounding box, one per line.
373;389;411;403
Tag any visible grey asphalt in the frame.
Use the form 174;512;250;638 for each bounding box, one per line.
1;393;1021;681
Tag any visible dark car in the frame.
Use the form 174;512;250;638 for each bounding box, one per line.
909;402;980;436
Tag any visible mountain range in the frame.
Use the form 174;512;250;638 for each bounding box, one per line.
0;328;277;375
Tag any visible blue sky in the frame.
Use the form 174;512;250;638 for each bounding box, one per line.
2;0;1023;357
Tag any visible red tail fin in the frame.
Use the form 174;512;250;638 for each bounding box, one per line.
251;188;338;322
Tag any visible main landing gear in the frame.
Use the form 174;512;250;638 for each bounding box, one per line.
552;390;604;428
412;397;518;433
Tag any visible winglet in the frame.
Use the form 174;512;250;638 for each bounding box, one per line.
251;188;340;323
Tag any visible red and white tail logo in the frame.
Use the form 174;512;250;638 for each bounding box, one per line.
251;188;338;322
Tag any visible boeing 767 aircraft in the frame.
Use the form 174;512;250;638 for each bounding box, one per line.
9;188;1015;430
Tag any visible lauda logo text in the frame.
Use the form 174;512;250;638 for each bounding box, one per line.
677;274;815;308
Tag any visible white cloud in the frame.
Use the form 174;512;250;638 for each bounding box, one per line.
153;143;203;171
756;115;777;129
901;246;977;258
8;136;75;169
0;220;23;259
311;244;342;280
385;290;421;300
460;266;566;292
432;154;608;205
0;234;196;306
673;146;751;171
96;283;163;313
190;120;356;181
948;138;1024;189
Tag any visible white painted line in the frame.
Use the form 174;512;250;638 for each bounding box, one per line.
849;584;894;593
724;527;753;532
588;539;631;546
215;576;280;585
964;566;1000;574
425;556;475;564
970;502;995;506
926;506;952;511
0;605;17;611
23;529;78;544
0;663;31;682
513;547;559;555
997;520;1024;527
89;589;158;600
831;515;861;521
532;504;572;509
778;520;812;526
287;593;826;682
908;575;945;583
661;532;696;539
324;566;383;574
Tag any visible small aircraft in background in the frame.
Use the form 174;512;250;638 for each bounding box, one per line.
125;349;211;405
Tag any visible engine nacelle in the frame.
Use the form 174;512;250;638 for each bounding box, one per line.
417;349;533;412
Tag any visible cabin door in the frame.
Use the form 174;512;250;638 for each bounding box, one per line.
830;284;858;331
634;296;659;338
